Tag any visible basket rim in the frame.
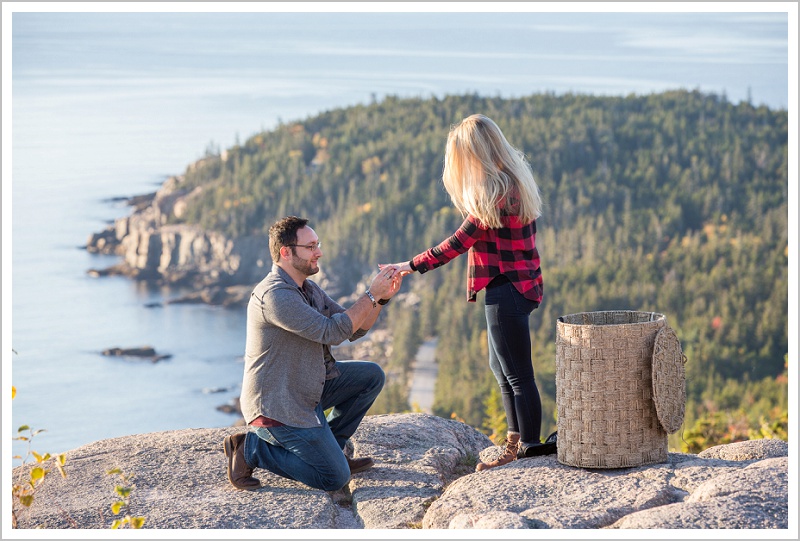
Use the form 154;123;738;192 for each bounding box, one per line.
557;310;667;326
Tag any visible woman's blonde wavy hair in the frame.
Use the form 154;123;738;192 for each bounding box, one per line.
442;114;542;228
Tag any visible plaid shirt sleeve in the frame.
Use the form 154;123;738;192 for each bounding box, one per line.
411;216;485;273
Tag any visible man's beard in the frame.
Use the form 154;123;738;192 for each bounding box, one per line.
291;254;319;277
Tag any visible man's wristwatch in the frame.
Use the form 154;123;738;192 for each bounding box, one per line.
365;290;377;308
378;298;391;305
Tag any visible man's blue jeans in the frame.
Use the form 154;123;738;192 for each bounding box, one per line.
242;360;385;491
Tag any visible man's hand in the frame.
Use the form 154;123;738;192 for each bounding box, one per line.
368;265;401;300
345;266;402;333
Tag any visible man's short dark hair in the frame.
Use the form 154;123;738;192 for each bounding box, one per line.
269;216;309;262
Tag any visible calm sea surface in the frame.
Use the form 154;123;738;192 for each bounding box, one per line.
6;9;790;456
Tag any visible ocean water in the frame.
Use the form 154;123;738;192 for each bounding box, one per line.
5;9;790;457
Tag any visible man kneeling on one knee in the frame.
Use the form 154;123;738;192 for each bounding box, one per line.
224;215;402;492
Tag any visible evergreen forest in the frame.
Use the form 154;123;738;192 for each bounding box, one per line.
174;90;789;451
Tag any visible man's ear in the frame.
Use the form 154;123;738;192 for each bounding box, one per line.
279;245;291;260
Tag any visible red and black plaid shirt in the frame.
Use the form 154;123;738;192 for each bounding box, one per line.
410;214;543;303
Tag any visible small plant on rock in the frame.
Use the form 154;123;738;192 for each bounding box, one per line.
106;467;145;529
11;386;68;529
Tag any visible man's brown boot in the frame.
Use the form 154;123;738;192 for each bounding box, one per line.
475;432;520;472
346;456;374;474
223;433;261;490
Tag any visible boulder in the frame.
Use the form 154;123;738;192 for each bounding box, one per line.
101;346;172;363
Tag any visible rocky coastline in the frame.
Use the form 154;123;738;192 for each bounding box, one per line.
84;174;269;308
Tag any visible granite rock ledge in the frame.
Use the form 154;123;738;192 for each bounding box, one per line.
11;413;789;530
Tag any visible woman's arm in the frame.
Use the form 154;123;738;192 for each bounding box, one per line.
408;215;486;273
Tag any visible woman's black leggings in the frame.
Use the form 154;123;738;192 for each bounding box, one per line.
483;275;542;444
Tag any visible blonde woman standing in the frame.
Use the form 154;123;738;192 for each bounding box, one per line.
382;114;554;471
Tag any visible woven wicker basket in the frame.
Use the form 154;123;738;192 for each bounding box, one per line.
555;310;685;469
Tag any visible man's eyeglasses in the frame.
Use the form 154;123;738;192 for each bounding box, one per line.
287;241;322;251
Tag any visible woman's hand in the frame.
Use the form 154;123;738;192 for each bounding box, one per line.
379;261;413;276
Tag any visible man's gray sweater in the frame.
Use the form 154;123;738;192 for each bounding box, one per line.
240;265;366;428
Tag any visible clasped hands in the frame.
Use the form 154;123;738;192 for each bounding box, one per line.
367;261;413;302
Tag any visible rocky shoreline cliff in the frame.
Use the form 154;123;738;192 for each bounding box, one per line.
11;413;790;530
84;171;267;307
